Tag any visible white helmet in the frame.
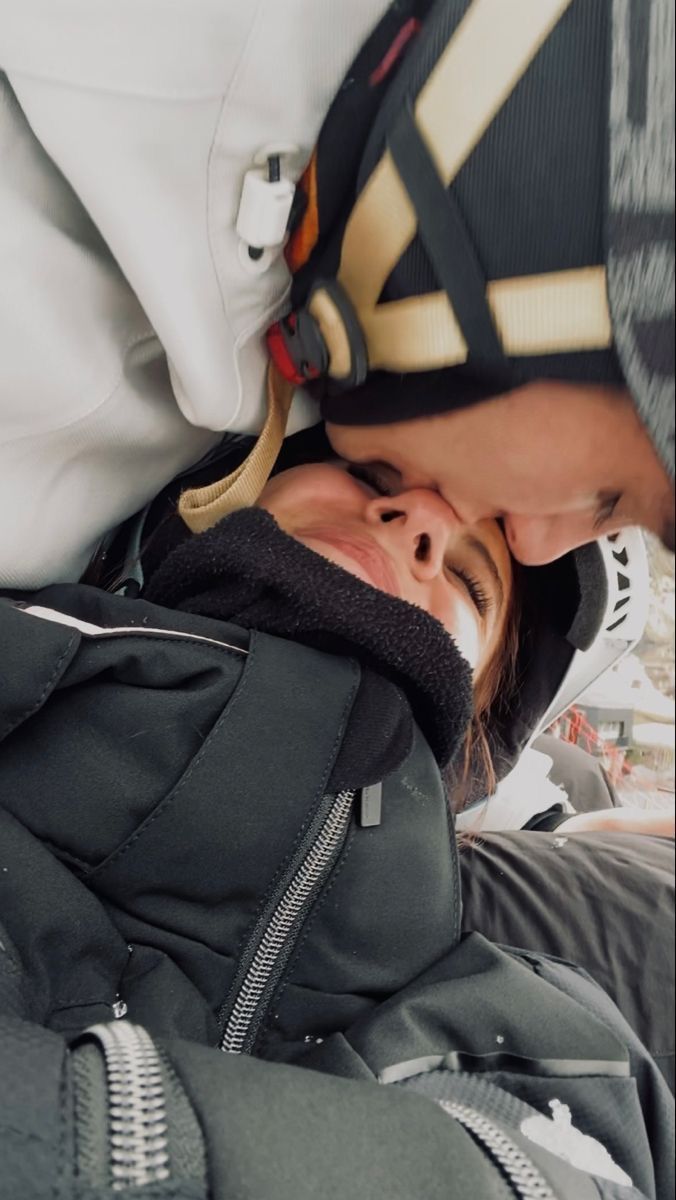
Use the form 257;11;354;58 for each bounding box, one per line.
529;527;649;740
456;527;650;830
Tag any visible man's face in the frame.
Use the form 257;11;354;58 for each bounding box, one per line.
327;380;675;566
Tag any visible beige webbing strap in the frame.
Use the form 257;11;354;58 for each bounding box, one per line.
178;364;294;534
340;0;574;305
361;267;612;371
313;0;611;377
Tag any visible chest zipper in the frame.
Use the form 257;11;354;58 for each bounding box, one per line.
85;1021;170;1192
220;788;356;1055
440;1102;557;1200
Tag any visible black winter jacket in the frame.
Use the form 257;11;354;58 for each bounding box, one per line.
0;586;673;1199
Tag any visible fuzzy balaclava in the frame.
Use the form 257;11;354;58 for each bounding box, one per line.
143;507;474;769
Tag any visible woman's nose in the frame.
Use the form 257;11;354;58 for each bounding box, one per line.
365;490;453;580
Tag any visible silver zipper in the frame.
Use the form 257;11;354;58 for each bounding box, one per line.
440;1102;557;1200
221;788;355;1054
86;1021;170;1192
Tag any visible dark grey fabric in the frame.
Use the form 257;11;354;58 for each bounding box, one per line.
0;586;464;1054
0;586;673;1198
533;733;618;813
302;932;672;1199
163;1042;510;1200
460;830;675;1092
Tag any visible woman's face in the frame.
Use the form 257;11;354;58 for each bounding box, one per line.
258;462;513;675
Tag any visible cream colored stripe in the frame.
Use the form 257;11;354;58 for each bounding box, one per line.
339;0;572;311
362;268;611;372
363;293;467;372
178;364;294;534
339;152;416;308
417;0;574;181
308;286;355;379
489;266;612;355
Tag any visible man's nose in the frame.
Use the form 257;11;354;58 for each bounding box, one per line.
503;514;595;565
366;490;453;579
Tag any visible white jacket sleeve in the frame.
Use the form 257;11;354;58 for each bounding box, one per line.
0;0;389;586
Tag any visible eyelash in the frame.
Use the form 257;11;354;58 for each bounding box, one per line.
593;494;621;531
349;464;492;617
347;463;394;497
449;566;492;618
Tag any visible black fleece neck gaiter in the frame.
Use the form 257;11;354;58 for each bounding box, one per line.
143;508;473;768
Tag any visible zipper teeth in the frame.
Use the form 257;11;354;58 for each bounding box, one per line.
221;789;355;1054
440;1102;557;1200
87;1021;170;1192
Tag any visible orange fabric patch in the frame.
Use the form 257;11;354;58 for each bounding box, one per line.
285;150;319;274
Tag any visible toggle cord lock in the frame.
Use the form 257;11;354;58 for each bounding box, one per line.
236;148;297;272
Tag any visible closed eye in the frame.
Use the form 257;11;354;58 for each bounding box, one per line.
593;492;622;531
447;565;492;618
447;535;504;620
347;463;396;498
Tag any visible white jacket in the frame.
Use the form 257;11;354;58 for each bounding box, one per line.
0;0;389;586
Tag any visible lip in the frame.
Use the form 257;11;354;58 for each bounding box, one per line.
296;527;401;599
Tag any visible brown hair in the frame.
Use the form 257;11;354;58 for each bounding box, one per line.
446;563;522;815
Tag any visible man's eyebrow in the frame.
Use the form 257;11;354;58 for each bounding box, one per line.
465;536;504;609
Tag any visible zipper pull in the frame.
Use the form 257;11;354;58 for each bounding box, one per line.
358;783;382;827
